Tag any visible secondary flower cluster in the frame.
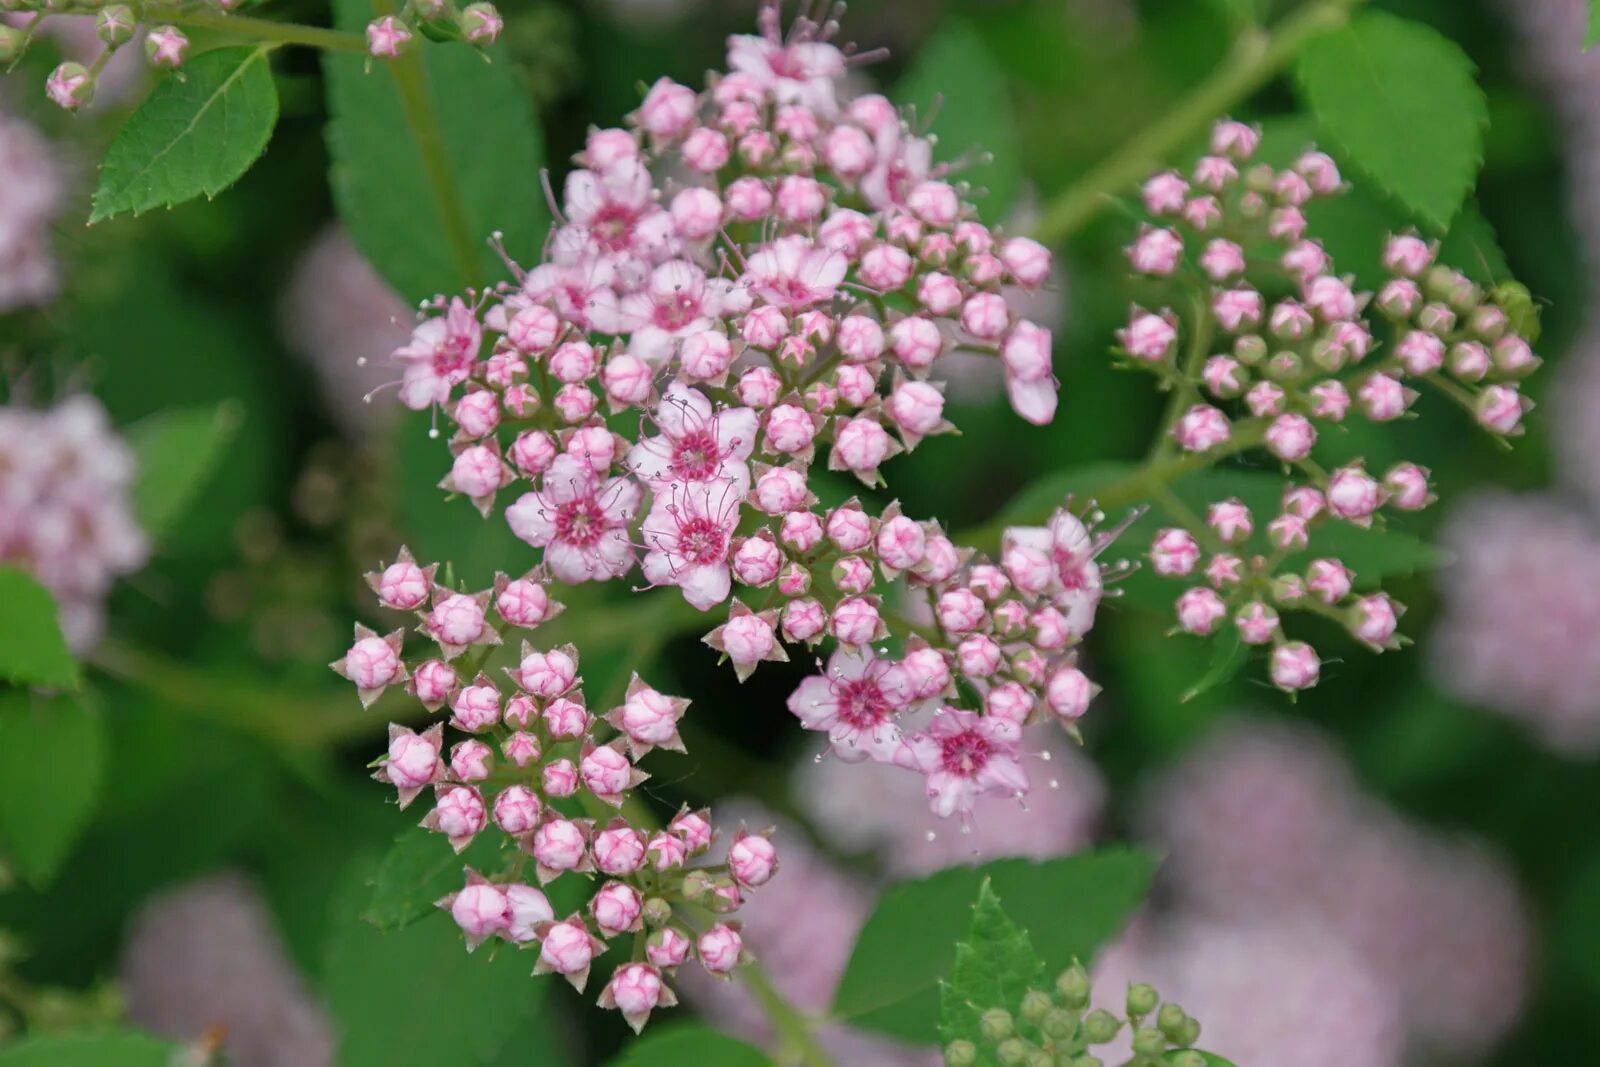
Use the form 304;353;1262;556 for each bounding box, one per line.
363;0;502;59
0;394;149;652
0;107;61;312
336;547;776;1032
1123;119;1541;689
945;960;1212;1067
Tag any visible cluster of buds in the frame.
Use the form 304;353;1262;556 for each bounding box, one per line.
358;0;1095;825
0;0;201;110
946;962;1210;1067
335;546;777;1032
364;0;503;59
0;394;149;651
1121;119;1540;689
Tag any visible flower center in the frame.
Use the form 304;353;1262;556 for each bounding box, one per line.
671;430;721;480
939;729;991;777
835;679;888;730
554;496;607;547
676;516;727;564
591;205;637;251
655;291;700;331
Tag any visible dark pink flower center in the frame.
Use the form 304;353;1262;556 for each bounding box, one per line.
676;516;727;564
672;430;721;480
591;205;639;251
835;679;889;730
555;496;607;547
654;290;701;332
939;729;991;777
434;332;477;383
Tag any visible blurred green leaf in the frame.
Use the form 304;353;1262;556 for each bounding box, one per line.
603;1024;769;1067
324;0;548;302
126;401;243;545
1588;1;1600;49
1199;1056;1238;1067
0;1032;174;1066
894;18;1021;222
90;46;279;223
323;863;549;1066
363;827;506;932
0;690;104;887
1180;628;1246;704
833;848;1156;1042
939;881;1046;1062
0;568;80;691
1295;12;1486;228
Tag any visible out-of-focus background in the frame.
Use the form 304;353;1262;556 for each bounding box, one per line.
0;0;1595;1064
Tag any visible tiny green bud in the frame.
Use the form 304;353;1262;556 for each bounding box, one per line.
1041;1007;1077;1041
995;1037;1031;1066
1125;982;1160;1018
943;1039;978;1067
95;4;135;45
1233;334;1267;366
1178;1017;1202;1047
1244;163;1276;194
1020;989;1053;1024
0;24;25;64
1170;1051;1207;1067
1493;281;1541;344
980;1007;1015;1041
1131;1025;1166;1056
641;896;672;927
460;1;503;45
1081;1009;1119;1045
1023;1050;1052;1067
1055;962;1091;1007
1157;1002;1189;1041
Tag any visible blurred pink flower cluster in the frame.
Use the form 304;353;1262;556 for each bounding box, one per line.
0;394;148;650
1110;718;1530;1065
0;106;61;312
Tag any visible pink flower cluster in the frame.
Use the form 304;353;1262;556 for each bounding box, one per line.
1125;120;1540;689
0;107;61;312
364;1;502;59
336;546;777;1032
0;394;148;651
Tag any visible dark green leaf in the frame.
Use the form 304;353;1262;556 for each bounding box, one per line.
893;18;1021;222
939;881;1047;1061
833;848;1157;1042
363;827;508;932
0;1032;175;1067
324;0;548;302
126;402;243;545
91;46;279;222
1179;628;1246;704
323;860;548;1066
1295;12;1486;228
0;690;105;887
0;567;80;690
604;1024;770;1067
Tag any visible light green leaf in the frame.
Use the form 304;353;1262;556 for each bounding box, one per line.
323;860;548;1067
0;690;106;887
362;828;507;932
0;1032;175;1067
126;402;243;545
1589;1;1600;50
91;46;279;222
1295;11;1486;228
833;848;1157;1042
323;0;548;303
939;881;1047;1063
1199;1056;1239;1067
604;1024;771;1067
894;18;1021;223
0;567;80;691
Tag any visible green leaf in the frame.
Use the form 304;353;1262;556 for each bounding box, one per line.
0;567;80;690
939;881;1047;1062
893;18;1021;223
833;848;1157;1042
1589;1;1600;50
1179;628;1246;704
1295;11;1486;229
0;1032;175;1067
126;402;243;545
323;861;548;1066
362;827;507;932
604;1024;771;1067
324;0;548;302
1198;1056;1239;1067
0;690;106;887
90;46;279;223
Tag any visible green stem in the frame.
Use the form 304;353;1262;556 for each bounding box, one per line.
145;7;368;52
741;961;838;1067
1031;0;1361;243
373;0;483;291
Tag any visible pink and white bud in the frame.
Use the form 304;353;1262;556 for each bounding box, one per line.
1207;499;1253;543
1176;587;1227;635
410;659;457;710
503;731;540;768
937;588;987;634
916;272;964;317
736;369;783;412
1328;466;1384;523
1383;463;1431;510
639;78;697;139
366;15;411;57
426;593;490;655
752;466;810;514
1203;356;1246;399
1267;513;1309;551
837;315;886;362
830;417;896;478
1151;528;1201;577
782;598;828;644
507;304;560;353
647;831;687;872
1212;288;1264;332
1172;404;1232;452
339;631;404;696
450;681;502;732
1001;541;1054;595
581;741;641;804
496;577;551;629
999;237;1052;287
1045;665;1094;720
1397;330;1445;376
698;924;744;976
780;510;824;552
957;634;1003;677
450;739;493;782
823;124;875;176
1265;413;1316;461
1309;381;1351;421
426;786;487;851
509;430;558;476
1352;593;1400;648
648;927;692;969
493;785;542;835
718;610;778;671
591;880;644;936
764;404;817;456
537;917;603;990
601;963;675;1034
1200;238;1246;281
593;824;647;876
1211;119;1260;158
671;808;713;853
448;880;508;949
1476;384;1527;435
542;759;579;797
1383;234;1435;277
544;696;590;739
383;723;444;802
889;316;943;369
876;515;927;573
1270;641;1320;691
1306;558;1352;605
503;883;553;943
1118;310;1177;362
516;647;578;697
531;818;588;877
887;380;948;440
830;596;882;645
961;292;1010;340
909;180;961;227
1234;601;1280;645
1129;227;1184;276
731;536;782;587
728;829;777;887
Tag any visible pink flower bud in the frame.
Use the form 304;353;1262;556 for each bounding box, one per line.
671;808;713;853
721;610;777;668
765;404;816;455
647;831;688;871
503;731;540;768
1118;310;1177;361
581;742;638;803
615;683;685;754
365;15;411;57
591;880;644;935
823;124;874;175
450;681;501;732
1171;404;1231;452
728;830;777;887
1397;330;1445;375
876;516;927;572
835;315;886;363
735;367;782;410
449;737;492;780
916;272;964;317
1202;356;1246;399
937;588;987;634
1383;234;1434;277
1306;558;1352;605
986;680;1033;722
1045;665;1094;720
780;510;824;551
602;963;672;1032
1211;287;1264;333
752;467;809;514
1030;606;1071;651
698;924;743;975
1176;587;1227;635
1001;320;1053;382
823;505;873;552
959;293;1009;341
542;759;579;797
1270;641;1320;691
496;577;550;629
410;659;457;710
1142;171;1189;214
428;786;487;847
681;330;734;382
1207;499;1253;543
544;696;590;739
1309;381;1351;421
1328;466;1384;522
504;883;553;942
782;598;827;643
1476;384;1527;435
1383;463;1431;510
493;784;542;835
1001;237;1052;286
452;391;500;440
886;381;947;440
889;316;943;369
1129;227;1184;276
507;305;559;353
957;634;1003;677
1265;413;1316;462
682;126;731;172
1267;513;1309;551
648;927;692;969
460;2;502;44
1206;553;1243;587
343;634;402;691
639;77;697;138
775;174;827;222
861;244;915;290
1234;601;1280;645
594;824;647;876
427;593;488;652
732;536;782;586
509;430;558;476
1352;593;1400;647
1150;528;1201;576
532;818;588;875
835;363;875;407
538;918;600;986
385;726;442;793
830;596;881;645
449;881;508;948
517;647;578;697
555;383;596;424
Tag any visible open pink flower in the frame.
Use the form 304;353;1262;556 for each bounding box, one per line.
640;479;743;610
894;706;1029;818
505;454;642;583
726;30;846;113
561;160;673;262
589;260;732;365
394;298;482;410
786;649;912;762
743;235;847;310
627;383;759;491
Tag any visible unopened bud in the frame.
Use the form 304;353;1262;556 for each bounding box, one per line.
995;1038;1032;1066
46;62;95;111
980;1007;1014;1041
1157;1002;1189;1041
460;1;503;44
0;24;25;63
642;897;672;927
1126;982;1159;1017
95;4;135;45
1041;1008;1077;1041
944;1040;978;1067
1233;334;1267;365
1132;1027;1166;1055
1055;962;1091;1007
1178;1017;1202;1047
1019;989;1052;1023
1082;1009;1120;1044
